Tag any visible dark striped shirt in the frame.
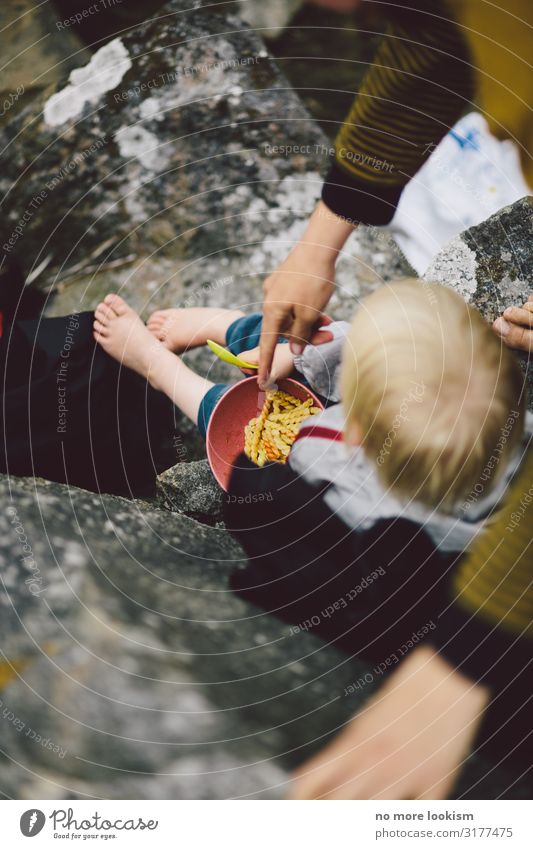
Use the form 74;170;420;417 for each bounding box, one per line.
323;1;474;223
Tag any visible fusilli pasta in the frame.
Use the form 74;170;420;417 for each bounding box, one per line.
244;389;320;466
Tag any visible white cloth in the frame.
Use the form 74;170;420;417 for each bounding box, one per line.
289;404;533;553
292;320;348;402
386;112;531;274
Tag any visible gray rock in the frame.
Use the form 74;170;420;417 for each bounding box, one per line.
0;1;91;125
425;196;532;407
0;0;409;323
0;0;411;470
425;196;533;316
241;0;303;40
1;471;530;799
0;473;366;799
157;459;223;524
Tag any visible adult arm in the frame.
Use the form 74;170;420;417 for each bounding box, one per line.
290;645;489;799
259;201;353;385
258;1;474;385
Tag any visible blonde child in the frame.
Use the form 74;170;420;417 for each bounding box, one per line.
94;278;530;555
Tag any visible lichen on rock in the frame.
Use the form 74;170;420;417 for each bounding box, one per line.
425;196;532;408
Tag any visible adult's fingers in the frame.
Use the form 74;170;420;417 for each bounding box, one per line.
417;772;455;800
289;725;365;799
310;322;334;347
291;755;393;801
289;308;324;355
494;316;533;352
503;304;533;326
289;741;347;799
289;761;339;800
306;314;333;345
258;305;291;387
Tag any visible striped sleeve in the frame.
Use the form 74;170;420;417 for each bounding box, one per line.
322;2;474;224
433;452;533;690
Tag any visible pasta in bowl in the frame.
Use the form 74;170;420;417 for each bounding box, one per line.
206;377;324;490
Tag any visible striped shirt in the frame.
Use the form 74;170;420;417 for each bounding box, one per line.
322;0;533;223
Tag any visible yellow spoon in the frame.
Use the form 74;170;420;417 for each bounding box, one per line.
206;338;258;370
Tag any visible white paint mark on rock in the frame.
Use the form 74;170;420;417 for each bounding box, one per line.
139;96;161;121
424;236;478;302
276;173;322;214
44;38;132;127
247;174;322;271
249;219;307;272
114;124;167;171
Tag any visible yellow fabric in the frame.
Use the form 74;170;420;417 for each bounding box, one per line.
452;452;533;637
335;5;473;186
0;656;30;690
457;0;533;189
335;0;532;190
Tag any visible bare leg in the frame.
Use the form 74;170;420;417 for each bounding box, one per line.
94;294;215;425
146;307;245;352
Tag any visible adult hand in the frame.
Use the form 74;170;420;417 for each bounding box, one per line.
289;645;489;800
239;342;295;381
493;295;533;353
258;200;357;388
240;321;334;381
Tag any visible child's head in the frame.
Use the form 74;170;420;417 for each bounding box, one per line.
341;278;526;510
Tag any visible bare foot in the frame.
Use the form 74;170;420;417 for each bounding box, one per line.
94;294;217;425
146;307;244;352
94;294;165;381
493;295;533;353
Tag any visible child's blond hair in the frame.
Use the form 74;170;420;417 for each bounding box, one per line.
340;279;525;510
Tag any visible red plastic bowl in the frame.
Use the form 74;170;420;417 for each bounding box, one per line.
206;376;324;491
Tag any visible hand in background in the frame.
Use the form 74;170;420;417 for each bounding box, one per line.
289;645;489;800
493;295;533;352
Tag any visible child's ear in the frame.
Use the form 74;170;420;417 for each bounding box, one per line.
345;420;363;446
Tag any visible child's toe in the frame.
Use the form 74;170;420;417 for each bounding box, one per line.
93;319;108;337
113;295;128;314
94;305;111;323
104;293;128;315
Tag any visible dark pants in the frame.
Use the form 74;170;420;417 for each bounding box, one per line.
0;313;177;496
